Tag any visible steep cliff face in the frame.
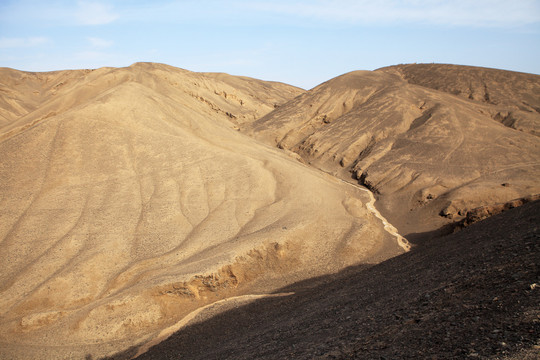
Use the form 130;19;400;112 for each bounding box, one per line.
246;64;540;236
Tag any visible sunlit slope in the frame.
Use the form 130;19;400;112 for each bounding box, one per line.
0;62;304;134
246;66;540;234
0;64;398;359
379;63;540;136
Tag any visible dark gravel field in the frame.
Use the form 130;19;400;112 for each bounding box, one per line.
130;201;540;360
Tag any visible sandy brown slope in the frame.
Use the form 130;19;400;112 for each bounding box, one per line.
379;63;540;136
0;63;304;135
0;63;404;359
132;199;540;360
0;67;91;128
245;65;540;237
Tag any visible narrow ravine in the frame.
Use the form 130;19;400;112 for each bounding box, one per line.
304;162;412;252
338;178;411;251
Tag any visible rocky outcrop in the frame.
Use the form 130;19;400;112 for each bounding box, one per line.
455;194;540;229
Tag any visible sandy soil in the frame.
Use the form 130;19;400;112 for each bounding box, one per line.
0;63;404;359
1;62;538;360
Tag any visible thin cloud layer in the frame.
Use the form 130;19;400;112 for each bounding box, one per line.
75;1;118;25
0;0;118;26
0;37;50;48
2;1;538;28
241;0;540;27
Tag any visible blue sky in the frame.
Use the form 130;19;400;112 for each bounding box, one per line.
1;0;539;89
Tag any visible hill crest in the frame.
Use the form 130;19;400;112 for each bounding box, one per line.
246;63;540;237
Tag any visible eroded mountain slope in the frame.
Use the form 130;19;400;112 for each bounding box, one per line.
0;62;304;134
246;65;540;236
379;63;540;136
0;64;401;359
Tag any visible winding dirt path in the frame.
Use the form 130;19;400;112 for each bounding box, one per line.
338;178;411;251
293;158;411;252
308;164;411;252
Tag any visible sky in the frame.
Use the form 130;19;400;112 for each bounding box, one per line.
1;0;539;89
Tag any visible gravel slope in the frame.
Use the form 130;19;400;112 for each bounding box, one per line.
134;200;540;360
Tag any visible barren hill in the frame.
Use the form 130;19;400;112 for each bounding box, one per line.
0;63;303;134
134;199;540;360
0;63;407;359
246;64;540;237
1;62;539;360
379;63;540;136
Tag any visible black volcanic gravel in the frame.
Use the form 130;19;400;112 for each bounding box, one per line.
128;200;540;360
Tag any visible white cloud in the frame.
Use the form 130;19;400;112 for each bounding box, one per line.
75;1;118;25
240;0;540;27
0;1;119;27
87;37;114;48
0;36;50;48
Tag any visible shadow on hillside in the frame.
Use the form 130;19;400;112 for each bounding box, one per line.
102;264;375;360
105;201;540;360
404;222;456;246
102;263;380;360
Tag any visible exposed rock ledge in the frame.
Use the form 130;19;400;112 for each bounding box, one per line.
455;194;540;229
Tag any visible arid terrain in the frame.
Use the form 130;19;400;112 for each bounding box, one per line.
0;63;539;359
132;196;540;360
247;64;540;239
